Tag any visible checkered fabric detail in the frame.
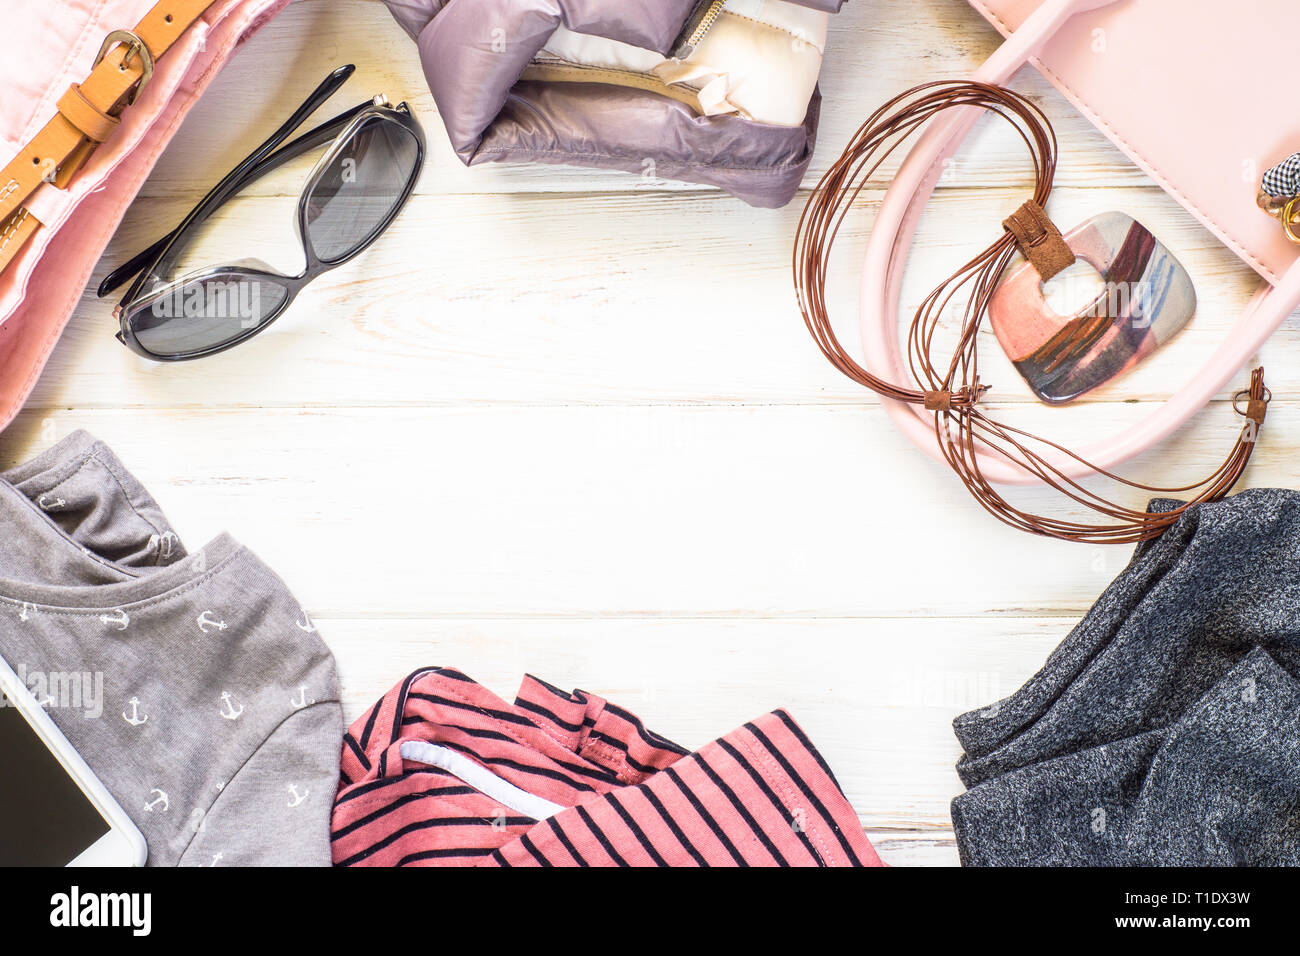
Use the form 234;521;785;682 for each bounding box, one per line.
1262;151;1300;198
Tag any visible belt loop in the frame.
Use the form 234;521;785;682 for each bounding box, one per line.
56;84;122;144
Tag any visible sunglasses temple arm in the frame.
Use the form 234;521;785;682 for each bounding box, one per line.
98;103;368;298
232;104;371;185
99;236;170;295
229;64;357;179
98;65;358;297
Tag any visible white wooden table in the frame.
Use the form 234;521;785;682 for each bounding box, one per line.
3;0;1294;866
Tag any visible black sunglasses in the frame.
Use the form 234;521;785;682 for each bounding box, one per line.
98;65;425;361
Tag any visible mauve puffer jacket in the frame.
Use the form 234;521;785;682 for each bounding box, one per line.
383;0;847;207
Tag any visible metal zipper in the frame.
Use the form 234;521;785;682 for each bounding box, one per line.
671;0;727;59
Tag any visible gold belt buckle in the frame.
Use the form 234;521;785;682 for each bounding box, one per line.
94;30;155;106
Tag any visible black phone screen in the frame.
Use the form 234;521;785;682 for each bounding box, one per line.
0;690;110;866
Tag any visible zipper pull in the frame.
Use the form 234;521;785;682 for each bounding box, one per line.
671;0;727;60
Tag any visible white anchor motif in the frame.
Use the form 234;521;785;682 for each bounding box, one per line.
218;691;244;720
99;608;129;631
289;685;314;709
155;531;179;559
196;611;227;634
17;602;33;622
37;494;66;511
286;784;309;808
295;611;316;633
208;852;223;867
143;789;169;812
122;697;149;726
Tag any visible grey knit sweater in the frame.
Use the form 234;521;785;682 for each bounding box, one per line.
952;489;1300;866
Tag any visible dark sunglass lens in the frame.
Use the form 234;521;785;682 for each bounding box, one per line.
305;117;418;262
129;274;289;358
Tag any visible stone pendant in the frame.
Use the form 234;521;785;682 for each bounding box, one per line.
988;211;1196;405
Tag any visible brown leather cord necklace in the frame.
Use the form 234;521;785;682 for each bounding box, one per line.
793;81;1269;545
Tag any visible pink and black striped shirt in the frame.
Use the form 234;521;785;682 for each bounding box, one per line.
332;668;885;867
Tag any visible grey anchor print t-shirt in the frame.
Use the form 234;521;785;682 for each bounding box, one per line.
0;430;341;866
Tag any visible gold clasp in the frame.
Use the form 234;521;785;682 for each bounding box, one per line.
1256;190;1300;245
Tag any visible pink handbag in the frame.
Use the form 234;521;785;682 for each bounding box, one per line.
859;0;1300;485
0;0;289;432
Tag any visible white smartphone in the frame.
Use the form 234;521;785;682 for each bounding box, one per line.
0;653;146;866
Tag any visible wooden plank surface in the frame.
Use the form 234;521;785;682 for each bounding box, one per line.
3;0;1295;867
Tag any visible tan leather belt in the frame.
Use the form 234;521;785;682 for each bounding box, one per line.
0;0;215;276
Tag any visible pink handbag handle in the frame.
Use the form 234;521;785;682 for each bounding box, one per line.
859;0;1300;485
